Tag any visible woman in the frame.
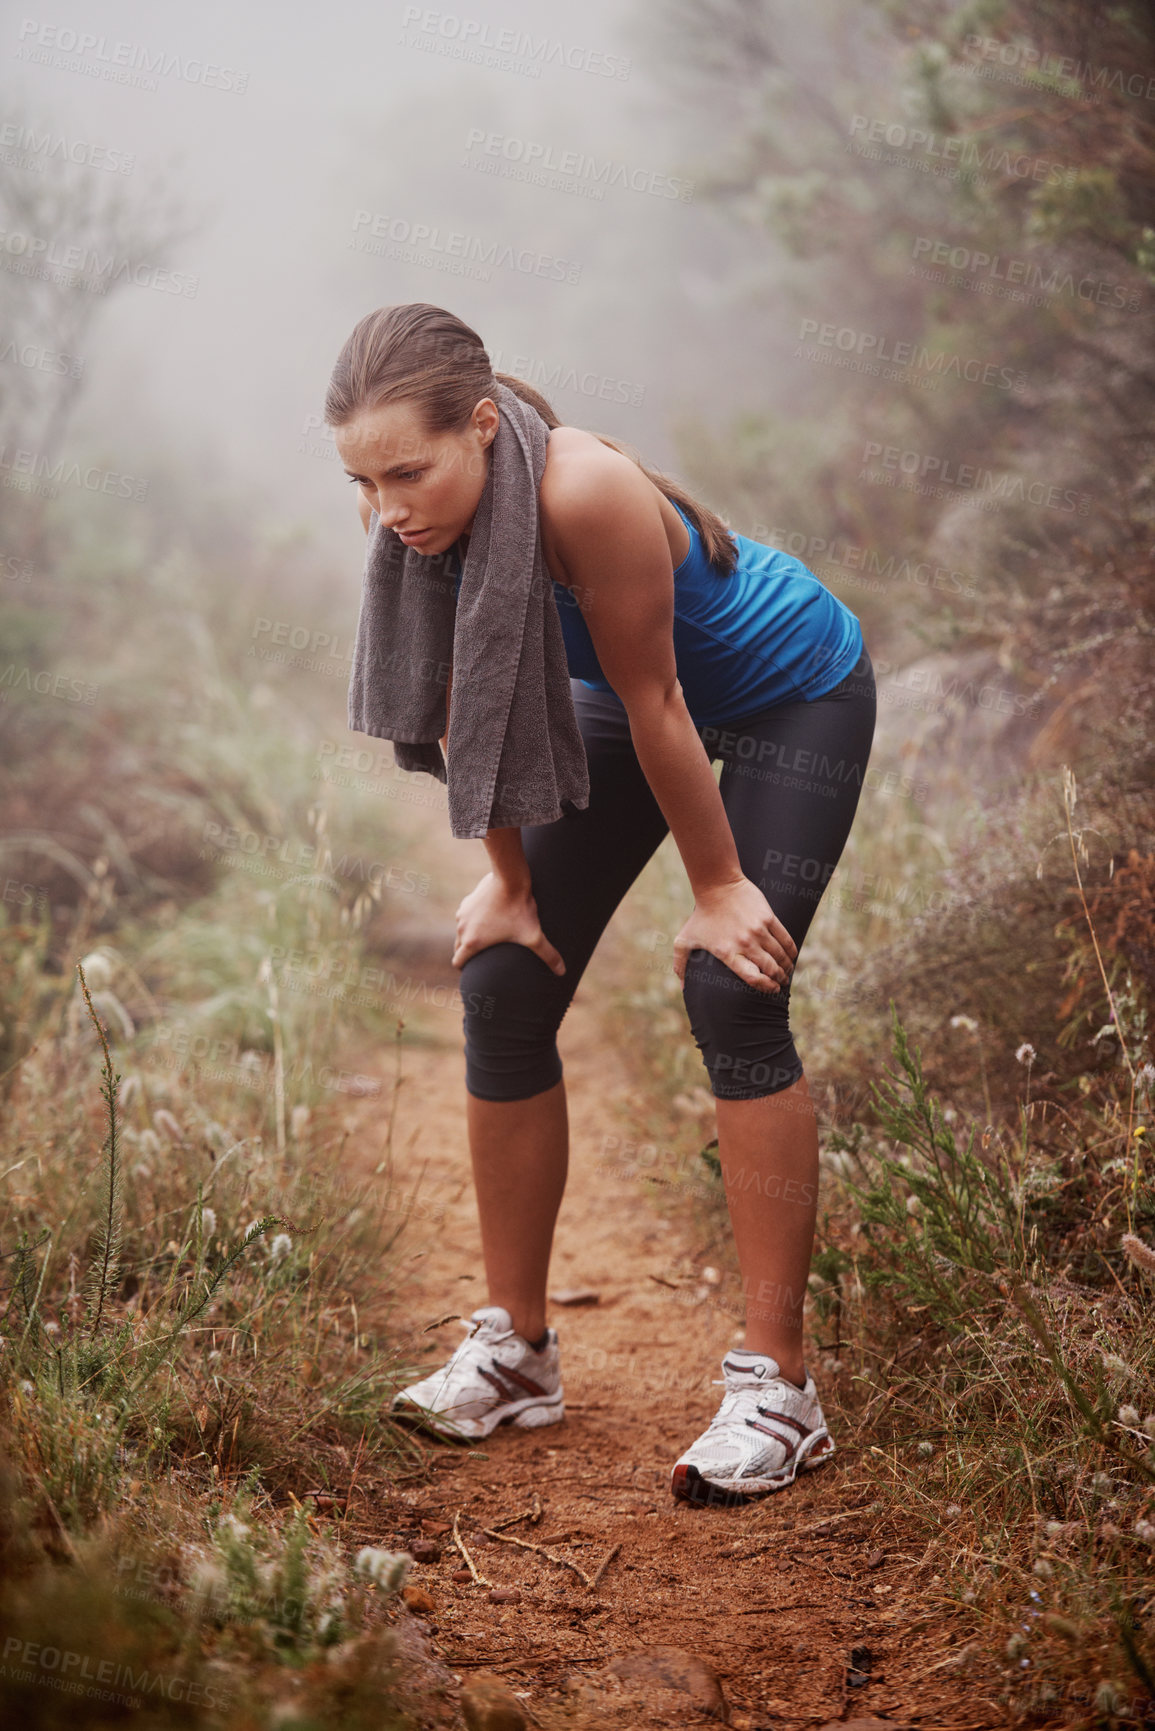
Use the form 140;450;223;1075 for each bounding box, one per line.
326;303;876;1507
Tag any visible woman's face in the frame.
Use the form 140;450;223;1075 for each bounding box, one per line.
335;395;498;555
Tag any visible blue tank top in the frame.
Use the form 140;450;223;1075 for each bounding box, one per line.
451;497;864;727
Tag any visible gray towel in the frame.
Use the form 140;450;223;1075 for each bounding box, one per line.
346;381;591;841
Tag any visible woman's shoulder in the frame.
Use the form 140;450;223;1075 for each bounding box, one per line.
539;426;688;582
540;424;630;508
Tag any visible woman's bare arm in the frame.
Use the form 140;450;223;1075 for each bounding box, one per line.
541;453;744;900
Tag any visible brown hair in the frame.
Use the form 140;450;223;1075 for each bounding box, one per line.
324;302;739;578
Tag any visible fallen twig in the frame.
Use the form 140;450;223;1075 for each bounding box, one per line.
483;1525;591;1586
452;1509;493;1587
482;1523;622;1594
486;1493;543;1532
722;1502;882;1561
795;1501;883;1537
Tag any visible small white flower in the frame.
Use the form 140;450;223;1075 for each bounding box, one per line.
200;1208;217;1239
945;1504;962;1518
80;951;113;991
19;1379;34;1395
1134;1520;1155;1544
1015;1043;1036;1065
950;1014;978;1032
269;1233;292;1262
1032;1558;1053;1579
917;1440;934;1457
217;1513;250;1541
354;1547;410;1591
906;1193;922;1215
189;1559;228;1600
1118;1404;1140;1427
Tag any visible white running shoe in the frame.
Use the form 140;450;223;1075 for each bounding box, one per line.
390;1305;564;1441
670;1350;835;1505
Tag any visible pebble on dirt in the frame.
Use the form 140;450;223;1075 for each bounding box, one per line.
487;1586;522;1604
815;1720;911;1731
605;1646;729;1720
459;1673;528;1731
402;1585;437;1615
451;1567;473;1583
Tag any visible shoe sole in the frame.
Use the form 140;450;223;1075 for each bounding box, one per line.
670;1430;835;1507
389;1392;565;1442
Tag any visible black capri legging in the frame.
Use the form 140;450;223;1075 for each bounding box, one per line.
459;645;877;1102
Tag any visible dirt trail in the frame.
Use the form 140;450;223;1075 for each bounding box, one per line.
331;781;999;1730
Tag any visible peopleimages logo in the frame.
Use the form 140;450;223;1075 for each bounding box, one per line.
960;33;1155;104
398;7;631;79
0;226;197;295
349;210;581;285
798;318;1025;392
0;120;135;174
859;441;1090;514
14;19;249;92
0;1637;232;1711
910;237;1140;313
463;129;692;201
0;338;84;376
845;113;1075;187
0;444;148;500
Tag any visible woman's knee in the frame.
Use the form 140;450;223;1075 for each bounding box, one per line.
458;942;568;1101
681;948;803;1100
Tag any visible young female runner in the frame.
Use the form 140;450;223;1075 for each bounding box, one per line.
326;303;876;1506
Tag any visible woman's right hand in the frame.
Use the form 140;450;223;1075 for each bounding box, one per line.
451;872;567;976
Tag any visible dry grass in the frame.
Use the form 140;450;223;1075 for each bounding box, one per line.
0;487;449;1726
607;755;1155;1726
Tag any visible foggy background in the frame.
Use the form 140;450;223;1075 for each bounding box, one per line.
1;6;1154;1711
3;0;797;553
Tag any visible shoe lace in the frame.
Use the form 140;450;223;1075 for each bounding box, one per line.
707;1371;806;1428
443;1317;511;1375
706;1377;768;1429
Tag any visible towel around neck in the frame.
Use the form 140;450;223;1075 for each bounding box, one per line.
346;381;591;841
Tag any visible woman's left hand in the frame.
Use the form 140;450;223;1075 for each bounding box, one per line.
672;876;797;994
